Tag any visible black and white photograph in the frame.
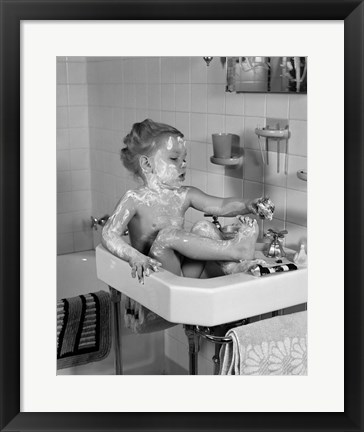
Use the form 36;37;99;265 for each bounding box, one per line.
2;3;363;430
56;56;308;376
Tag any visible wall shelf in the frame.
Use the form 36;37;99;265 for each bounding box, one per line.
210;155;243;166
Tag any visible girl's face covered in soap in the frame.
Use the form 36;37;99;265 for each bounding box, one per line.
149;135;187;189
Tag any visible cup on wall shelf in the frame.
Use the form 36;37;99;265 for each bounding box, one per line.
212;133;235;159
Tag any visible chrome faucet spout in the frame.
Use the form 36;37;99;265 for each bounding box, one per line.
264;228;288;258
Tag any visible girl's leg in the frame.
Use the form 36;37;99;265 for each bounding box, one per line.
149;217;259;275
181;221;223;278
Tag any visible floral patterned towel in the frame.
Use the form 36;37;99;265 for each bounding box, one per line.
219;311;307;375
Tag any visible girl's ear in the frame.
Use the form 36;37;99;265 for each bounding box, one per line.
139;155;153;174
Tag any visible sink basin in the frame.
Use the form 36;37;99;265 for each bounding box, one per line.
96;243;307;327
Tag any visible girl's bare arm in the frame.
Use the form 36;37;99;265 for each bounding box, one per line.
186;187;274;219
101;191;162;283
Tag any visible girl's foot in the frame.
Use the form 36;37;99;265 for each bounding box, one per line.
220;258;266;275
230;216;259;260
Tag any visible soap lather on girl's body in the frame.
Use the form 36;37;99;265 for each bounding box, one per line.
102;119;275;284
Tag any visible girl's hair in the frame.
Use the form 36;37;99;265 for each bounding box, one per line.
121;119;183;177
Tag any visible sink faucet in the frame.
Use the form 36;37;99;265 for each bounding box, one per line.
91;214;110;231
204;214;222;231
264;228;288;258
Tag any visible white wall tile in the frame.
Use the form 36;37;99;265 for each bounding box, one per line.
74;230;94;252
243;180;264;201
57;150;70;171
225;115;244;146
57;85;68;106
160;111;175;126
226;92;244;116
57;107;68;129
190;169;207;192
244;116;264;150
57;212;74;233
266;94;289;119
207;57;225;84
161;57;175;83
123;108;137;131
147;58;161;84
244;94;266;117
190;113;207;142
175;57;190;83
287;155;307;192
67;62;87;84
72;191;92;211
113;85;123;108
175;84;190;112
264;185;286;221
109;59;123;84
207;84;225;114
134;58;147;83
147;109;161;122
57;233;74;255
97;84;115;106
69;128;89;149
161;84;175;111
57;129;69;149
112;108;124;132
124;84;136;108
73;211;93;232
289;94;307;120
68;84;87;105
244;149;264;182
135;84;148;109
197;354;214;375
175;112;190;140
57;62;67;84
224;176;243;197
68;106;88;128
147;84;161;111
57;171;72;193
263;151;288;188
191;84;207;113
70;149;90;171
57;192;73;213
207;173;224;197
71;170;91;191
285;222;307;251
190;141;207;171
286;189;307;226
288;120;307;156
190;57;207;83
123;59;135;83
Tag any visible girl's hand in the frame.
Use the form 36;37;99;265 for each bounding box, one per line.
129;256;162;285
248;197;275;220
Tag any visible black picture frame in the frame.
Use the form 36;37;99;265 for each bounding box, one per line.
1;1;363;431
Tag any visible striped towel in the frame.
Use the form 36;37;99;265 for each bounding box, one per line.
57;290;111;370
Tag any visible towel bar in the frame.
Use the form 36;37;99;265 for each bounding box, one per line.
108;285;307;375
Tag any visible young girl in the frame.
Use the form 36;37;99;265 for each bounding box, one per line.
102;119;274;284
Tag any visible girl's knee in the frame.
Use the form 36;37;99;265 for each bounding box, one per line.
191;220;221;239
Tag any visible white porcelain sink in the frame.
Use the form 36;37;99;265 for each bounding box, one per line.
96;243;307;327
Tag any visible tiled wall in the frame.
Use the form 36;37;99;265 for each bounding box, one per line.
57;57;93;254
59;56;307;374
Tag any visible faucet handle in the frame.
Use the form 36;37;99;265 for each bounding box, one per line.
264;228;288;240
91;216;99;230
